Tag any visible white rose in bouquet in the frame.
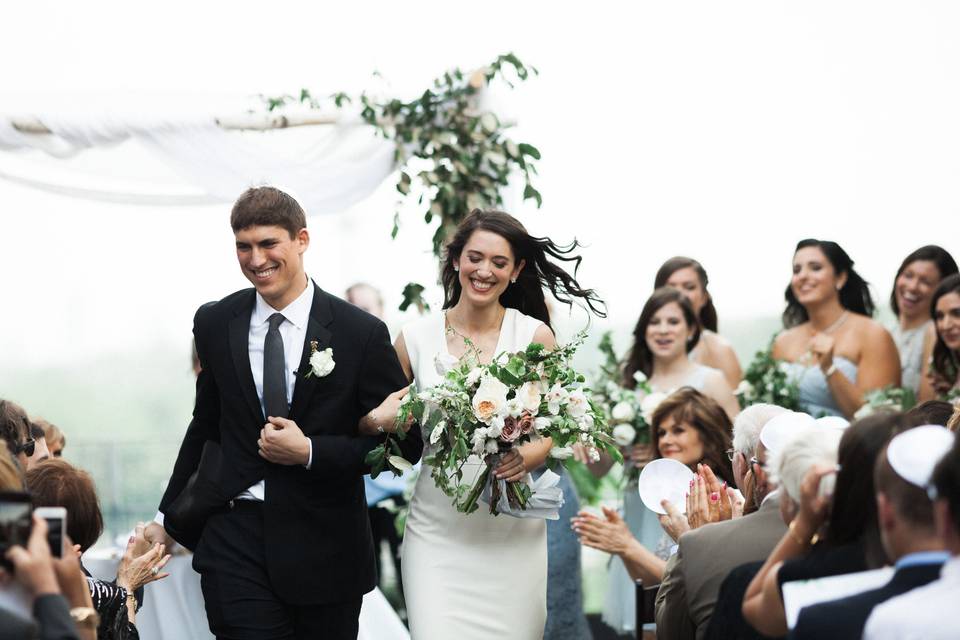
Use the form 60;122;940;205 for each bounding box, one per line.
611;401;636;423
472;375;509;424
516;381;542;414
435;352;459;376
735;380;754;397
466;367;484;387
505;398;525;418
612;423;637;447
565;389;589;418
487;415;505;438
640;391;669;424
549;446;574;460
633;370;648;385
534;416;552;433
545;383;569;416
578;413;595;431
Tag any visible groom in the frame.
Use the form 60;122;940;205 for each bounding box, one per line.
149;186;422;639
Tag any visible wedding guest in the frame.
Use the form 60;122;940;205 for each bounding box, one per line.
655;407;791;640
793;425;954;639
728;404;787;514
889;246;958;395
773;239;900;418
921;273;960;401
741;412;911;637
345;282;385;319
574;387;735;630
624;287;740;420
950;404;960;432
655;257;742;387
26;459;171;640
905;399;956;427
34;417;66;458
0;399;50;470
863;428;960;640
1;452;96;640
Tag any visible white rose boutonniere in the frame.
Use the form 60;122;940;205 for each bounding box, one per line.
306;341;335;378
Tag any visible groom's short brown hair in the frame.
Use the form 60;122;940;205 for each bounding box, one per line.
230;186;307;239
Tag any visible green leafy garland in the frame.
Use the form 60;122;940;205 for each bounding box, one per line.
266;53;542;311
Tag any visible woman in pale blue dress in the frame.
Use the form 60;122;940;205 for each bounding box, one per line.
773;239;900;418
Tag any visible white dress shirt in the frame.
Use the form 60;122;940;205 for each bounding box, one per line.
862;554;959;640
236;279;315;500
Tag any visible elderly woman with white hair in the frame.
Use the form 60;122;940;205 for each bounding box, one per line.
742;412;915;637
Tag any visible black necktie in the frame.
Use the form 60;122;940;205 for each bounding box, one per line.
263;313;288;419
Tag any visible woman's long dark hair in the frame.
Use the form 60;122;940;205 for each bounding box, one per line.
654;256;719;332
889;245;958;316
650;387;735;486
931;274;960;385
622;288;701;387
782;239;874;328
824;412;914;567
440;210;605;328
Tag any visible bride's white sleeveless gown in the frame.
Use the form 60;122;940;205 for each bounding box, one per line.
400;309;548;639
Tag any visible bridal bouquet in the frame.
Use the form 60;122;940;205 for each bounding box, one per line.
368;331;621;516
736;339;801;411
590;332;668;482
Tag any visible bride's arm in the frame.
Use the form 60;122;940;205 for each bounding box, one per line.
358;333;415;436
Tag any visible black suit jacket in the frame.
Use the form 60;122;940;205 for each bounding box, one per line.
791;562;944;640
158;284;423;604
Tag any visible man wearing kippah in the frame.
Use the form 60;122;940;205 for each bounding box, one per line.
862;429;960;640
794;425;955;639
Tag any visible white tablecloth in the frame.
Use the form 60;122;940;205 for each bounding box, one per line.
84;550;408;640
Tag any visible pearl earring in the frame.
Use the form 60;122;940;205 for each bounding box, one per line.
510;278;517;284
453;265;459;272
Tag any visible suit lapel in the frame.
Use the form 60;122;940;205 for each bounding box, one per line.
229;292;265;424
289;284;334;421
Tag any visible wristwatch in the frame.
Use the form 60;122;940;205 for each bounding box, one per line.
70;606;101;629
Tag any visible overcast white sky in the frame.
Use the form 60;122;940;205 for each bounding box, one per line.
3;1;960;368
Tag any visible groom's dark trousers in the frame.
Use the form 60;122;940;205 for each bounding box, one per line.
158;285;423;640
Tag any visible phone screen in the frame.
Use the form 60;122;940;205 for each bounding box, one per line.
0;492;33;569
34;507;66;559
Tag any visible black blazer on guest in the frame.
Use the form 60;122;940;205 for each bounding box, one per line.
158;284;423;605
791;562;944;640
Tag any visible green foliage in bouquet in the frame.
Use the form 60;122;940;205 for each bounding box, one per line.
736;339;801;411
854;385;918;419
368;332;622;516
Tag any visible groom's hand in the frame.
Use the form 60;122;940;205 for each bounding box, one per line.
259;417;311;466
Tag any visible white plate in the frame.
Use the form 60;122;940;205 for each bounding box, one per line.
637;458;695;515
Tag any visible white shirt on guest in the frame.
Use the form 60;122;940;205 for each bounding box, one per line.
862;554;959;640
236;278;315;500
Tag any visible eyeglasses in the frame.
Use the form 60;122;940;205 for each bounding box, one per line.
749;456;767;470
725;448;736;462
15;439;36;457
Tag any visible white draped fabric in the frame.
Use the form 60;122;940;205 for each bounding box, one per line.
0;110;397;213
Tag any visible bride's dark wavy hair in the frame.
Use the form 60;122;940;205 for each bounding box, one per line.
782;239;874;328
440;210;605;329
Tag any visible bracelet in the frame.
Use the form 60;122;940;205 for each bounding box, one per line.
823;362;838;378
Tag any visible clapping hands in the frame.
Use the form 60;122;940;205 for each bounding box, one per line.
658;463;743;542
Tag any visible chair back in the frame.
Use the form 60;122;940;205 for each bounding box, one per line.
635;579;660;637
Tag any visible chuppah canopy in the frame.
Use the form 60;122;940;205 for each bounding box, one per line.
0;102;397;213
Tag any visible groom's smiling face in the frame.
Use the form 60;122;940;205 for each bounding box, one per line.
235;224;310;310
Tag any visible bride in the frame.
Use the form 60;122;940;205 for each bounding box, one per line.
367;209;603;639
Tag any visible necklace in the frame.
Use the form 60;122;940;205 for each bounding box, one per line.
444;306;506;360
816;310;850;335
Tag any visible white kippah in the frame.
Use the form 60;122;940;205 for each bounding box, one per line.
760;411;816;454
886;425;956;488
815;416;850;431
